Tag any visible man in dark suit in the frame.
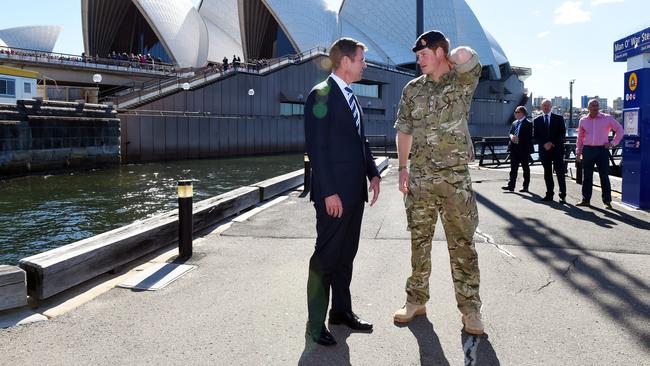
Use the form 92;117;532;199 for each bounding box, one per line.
502;105;533;192
303;37;381;346
533;99;567;203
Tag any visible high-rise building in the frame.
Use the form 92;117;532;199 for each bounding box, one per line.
581;95;608;109
613;97;623;111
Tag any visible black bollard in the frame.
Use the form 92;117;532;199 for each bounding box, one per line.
303;153;311;194
177;180;193;259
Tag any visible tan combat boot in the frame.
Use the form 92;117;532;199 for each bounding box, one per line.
462;312;484;335
393;302;426;323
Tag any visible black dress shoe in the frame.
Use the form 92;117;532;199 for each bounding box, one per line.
329;311;373;331
501;186;514;192
559;197;567;204
541;195;553;202
306;323;336;346
519;188;529;193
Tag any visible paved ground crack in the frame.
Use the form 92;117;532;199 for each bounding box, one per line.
475;228;517;259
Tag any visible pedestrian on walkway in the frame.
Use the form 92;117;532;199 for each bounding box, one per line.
303;37;381;346
393;30;484;335
533;99;567;203
502;106;534;192
575;98;623;208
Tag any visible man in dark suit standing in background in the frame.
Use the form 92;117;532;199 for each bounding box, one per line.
533;99;567;203
502;105;534;192
303;37;381;346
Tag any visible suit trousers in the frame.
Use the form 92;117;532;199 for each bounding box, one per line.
507;151;530;189
540;153;566;198
307;199;364;326
581;146;611;203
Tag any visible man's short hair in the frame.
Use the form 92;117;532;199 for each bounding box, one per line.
541;98;552;106
329;37;367;70
515;106;528;115
588;98;600;106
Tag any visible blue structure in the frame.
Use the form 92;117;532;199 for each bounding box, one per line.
614;27;650;209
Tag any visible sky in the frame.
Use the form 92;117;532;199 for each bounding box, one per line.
2;0;647;108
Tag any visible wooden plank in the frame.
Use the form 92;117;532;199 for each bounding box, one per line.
0;266;25;286
0;266;27;311
19;186;260;300
193;186;260;233
252;170;303;201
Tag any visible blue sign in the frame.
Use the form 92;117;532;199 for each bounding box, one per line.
613;26;650;62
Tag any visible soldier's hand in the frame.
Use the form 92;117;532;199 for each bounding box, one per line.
369;176;381;206
449;46;472;65
576;154;582;163
324;194;343;218
399;169;410;194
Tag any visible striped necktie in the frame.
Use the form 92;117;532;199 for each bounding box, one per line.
344;86;361;134
514;120;522;136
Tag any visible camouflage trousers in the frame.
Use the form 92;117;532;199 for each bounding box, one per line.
404;165;481;315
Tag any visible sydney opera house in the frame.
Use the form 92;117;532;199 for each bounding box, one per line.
6;0;531;162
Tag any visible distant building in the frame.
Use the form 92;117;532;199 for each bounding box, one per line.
581;95;608;109
613;97;623;111
533;96;545;108
0;65;38;105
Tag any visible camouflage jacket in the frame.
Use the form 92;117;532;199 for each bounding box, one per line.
394;50;481;172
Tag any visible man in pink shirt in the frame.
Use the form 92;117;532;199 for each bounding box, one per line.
575;99;624;208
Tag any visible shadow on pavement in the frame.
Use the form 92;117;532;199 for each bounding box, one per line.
393;316;450;365
476;192;650;348
462;332;500;366
298;325;353;366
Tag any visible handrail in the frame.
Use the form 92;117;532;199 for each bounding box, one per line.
104;46;331;108
0;46;175;75
104;45;414;109
473;136;622;168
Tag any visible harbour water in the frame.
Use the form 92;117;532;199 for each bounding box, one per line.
0;154;302;265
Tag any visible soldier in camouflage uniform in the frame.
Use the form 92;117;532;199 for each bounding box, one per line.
392;30;484;335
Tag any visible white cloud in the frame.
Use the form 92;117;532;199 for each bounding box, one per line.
531;64;548;70
537;31;551;38
591;0;624;5
554;1;591;24
551;60;566;66
532;9;542;16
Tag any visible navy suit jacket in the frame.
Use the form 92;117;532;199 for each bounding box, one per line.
533;113;566;159
508;119;534;155
304;76;379;207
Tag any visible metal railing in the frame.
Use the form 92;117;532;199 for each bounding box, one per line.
103;46;331;108
104;46;417;109
0;46;175;75
473;136;622;173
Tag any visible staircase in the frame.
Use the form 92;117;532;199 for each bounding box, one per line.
103;47;330;110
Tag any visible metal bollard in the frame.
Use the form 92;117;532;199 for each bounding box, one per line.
303;153;311;194
177;180;193;259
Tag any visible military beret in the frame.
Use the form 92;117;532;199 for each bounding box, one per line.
412;30;446;52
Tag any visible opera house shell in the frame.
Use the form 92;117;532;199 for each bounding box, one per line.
0;25;63;52
81;0;512;79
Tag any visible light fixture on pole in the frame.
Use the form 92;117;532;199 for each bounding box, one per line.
569;79;575;127
248;88;255;117
92;74;102;103
181;82;190;91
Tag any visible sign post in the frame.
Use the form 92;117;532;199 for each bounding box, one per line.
614;27;650;208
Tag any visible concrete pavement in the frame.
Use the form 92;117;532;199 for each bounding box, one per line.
0;162;648;365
